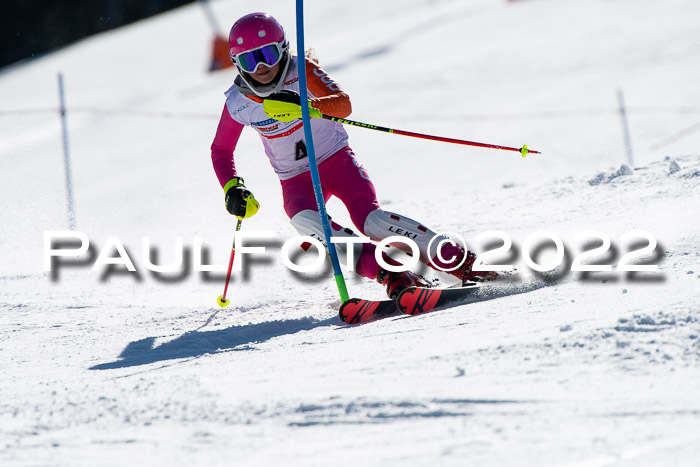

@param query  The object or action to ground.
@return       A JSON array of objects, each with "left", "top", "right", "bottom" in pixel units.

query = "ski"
[
  {"left": 397, "top": 278, "right": 556, "bottom": 315},
  {"left": 339, "top": 297, "right": 398, "bottom": 324},
  {"left": 340, "top": 277, "right": 554, "bottom": 324},
  {"left": 396, "top": 283, "right": 481, "bottom": 315},
  {"left": 339, "top": 283, "right": 482, "bottom": 324}
]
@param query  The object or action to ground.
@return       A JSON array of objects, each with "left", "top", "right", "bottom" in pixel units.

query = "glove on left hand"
[{"left": 263, "top": 90, "right": 321, "bottom": 122}]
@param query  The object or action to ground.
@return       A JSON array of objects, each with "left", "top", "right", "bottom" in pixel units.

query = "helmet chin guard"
[{"left": 236, "top": 52, "right": 291, "bottom": 97}]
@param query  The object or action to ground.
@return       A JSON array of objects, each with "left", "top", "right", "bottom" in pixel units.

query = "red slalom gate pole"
[
  {"left": 217, "top": 217, "right": 242, "bottom": 307},
  {"left": 319, "top": 114, "right": 540, "bottom": 157}
]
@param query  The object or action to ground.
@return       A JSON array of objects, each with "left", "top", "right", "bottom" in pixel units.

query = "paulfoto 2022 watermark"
[{"left": 43, "top": 229, "right": 662, "bottom": 281}]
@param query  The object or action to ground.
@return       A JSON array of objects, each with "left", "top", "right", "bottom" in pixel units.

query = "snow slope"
[{"left": 1, "top": 0, "right": 700, "bottom": 465}]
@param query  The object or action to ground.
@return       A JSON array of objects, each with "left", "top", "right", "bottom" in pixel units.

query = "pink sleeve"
[{"left": 211, "top": 104, "right": 245, "bottom": 188}]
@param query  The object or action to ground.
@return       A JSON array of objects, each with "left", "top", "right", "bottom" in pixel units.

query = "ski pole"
[
  {"left": 318, "top": 114, "right": 540, "bottom": 157},
  {"left": 217, "top": 217, "right": 243, "bottom": 307}
]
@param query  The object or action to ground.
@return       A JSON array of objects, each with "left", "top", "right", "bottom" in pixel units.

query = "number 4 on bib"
[{"left": 295, "top": 140, "right": 307, "bottom": 161}]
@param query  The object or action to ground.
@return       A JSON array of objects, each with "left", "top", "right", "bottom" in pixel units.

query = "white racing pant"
[{"left": 290, "top": 208, "right": 452, "bottom": 268}]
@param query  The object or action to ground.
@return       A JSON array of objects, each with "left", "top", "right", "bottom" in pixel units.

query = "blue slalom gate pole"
[{"left": 295, "top": 0, "right": 349, "bottom": 303}]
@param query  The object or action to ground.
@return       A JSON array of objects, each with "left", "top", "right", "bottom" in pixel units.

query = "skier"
[{"left": 211, "top": 12, "right": 495, "bottom": 299}]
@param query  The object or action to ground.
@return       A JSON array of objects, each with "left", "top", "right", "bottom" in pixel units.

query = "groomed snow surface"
[{"left": 1, "top": 0, "right": 700, "bottom": 465}]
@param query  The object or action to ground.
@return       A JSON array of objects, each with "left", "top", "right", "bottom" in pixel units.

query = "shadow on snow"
[{"left": 90, "top": 316, "right": 336, "bottom": 370}]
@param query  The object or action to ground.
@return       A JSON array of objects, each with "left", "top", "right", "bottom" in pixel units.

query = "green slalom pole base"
[{"left": 335, "top": 273, "right": 349, "bottom": 303}]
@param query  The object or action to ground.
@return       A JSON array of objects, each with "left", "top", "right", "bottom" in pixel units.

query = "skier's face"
[{"left": 250, "top": 62, "right": 280, "bottom": 84}]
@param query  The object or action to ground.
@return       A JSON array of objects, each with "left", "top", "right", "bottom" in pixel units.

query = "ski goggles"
[{"left": 232, "top": 42, "right": 285, "bottom": 73}]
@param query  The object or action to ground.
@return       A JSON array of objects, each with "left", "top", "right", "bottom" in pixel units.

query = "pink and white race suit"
[{"left": 211, "top": 56, "right": 456, "bottom": 279}]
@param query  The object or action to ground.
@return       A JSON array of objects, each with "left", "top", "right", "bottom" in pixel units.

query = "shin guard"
[
  {"left": 290, "top": 209, "right": 372, "bottom": 277},
  {"left": 363, "top": 210, "right": 450, "bottom": 263}
]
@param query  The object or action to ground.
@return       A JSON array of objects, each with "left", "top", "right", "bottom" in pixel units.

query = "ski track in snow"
[{"left": 2, "top": 0, "right": 700, "bottom": 465}]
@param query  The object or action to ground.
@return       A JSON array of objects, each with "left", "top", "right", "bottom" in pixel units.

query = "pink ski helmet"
[{"left": 229, "top": 13, "right": 291, "bottom": 97}]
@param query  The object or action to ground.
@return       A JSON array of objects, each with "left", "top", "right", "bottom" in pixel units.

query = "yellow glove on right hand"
[
  {"left": 224, "top": 177, "right": 259, "bottom": 219},
  {"left": 263, "top": 90, "right": 322, "bottom": 122}
]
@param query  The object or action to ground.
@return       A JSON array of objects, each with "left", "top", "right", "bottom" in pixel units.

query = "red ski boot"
[
  {"left": 376, "top": 268, "right": 429, "bottom": 299},
  {"left": 431, "top": 243, "right": 499, "bottom": 284}
]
